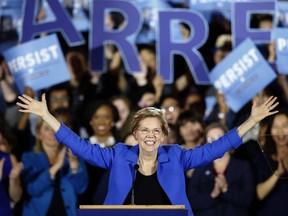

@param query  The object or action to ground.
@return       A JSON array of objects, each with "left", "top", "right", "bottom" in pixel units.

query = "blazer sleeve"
[
  {"left": 180, "top": 128, "right": 242, "bottom": 170},
  {"left": 55, "top": 124, "right": 121, "bottom": 169}
]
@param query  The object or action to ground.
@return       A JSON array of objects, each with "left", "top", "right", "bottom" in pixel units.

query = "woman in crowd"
[
  {"left": 80, "top": 100, "right": 119, "bottom": 205},
  {"left": 0, "top": 122, "right": 23, "bottom": 216},
  {"left": 0, "top": 151, "right": 23, "bottom": 216},
  {"left": 176, "top": 110, "right": 205, "bottom": 150},
  {"left": 186, "top": 122, "right": 255, "bottom": 216},
  {"left": 21, "top": 118, "right": 88, "bottom": 216},
  {"left": 175, "top": 110, "right": 205, "bottom": 178},
  {"left": 253, "top": 110, "right": 288, "bottom": 216},
  {"left": 86, "top": 100, "right": 119, "bottom": 148},
  {"left": 16, "top": 94, "right": 278, "bottom": 216},
  {"left": 159, "top": 94, "right": 182, "bottom": 126}
]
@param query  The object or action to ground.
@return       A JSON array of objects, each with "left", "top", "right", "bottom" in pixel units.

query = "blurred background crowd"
[{"left": 1, "top": 0, "right": 288, "bottom": 216}]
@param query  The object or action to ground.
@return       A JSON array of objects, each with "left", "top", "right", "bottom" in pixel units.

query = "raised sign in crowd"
[{"left": 0, "top": 1, "right": 287, "bottom": 216}]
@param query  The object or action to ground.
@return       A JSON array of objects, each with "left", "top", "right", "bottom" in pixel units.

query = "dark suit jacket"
[{"left": 186, "top": 157, "right": 254, "bottom": 216}]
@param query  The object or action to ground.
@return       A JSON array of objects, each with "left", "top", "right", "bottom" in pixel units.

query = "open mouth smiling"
[{"left": 145, "top": 140, "right": 156, "bottom": 146}]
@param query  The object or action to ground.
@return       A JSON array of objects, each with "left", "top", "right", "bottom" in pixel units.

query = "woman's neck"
[
  {"left": 94, "top": 132, "right": 112, "bottom": 143},
  {"left": 138, "top": 152, "right": 158, "bottom": 176},
  {"left": 43, "top": 145, "right": 59, "bottom": 164}
]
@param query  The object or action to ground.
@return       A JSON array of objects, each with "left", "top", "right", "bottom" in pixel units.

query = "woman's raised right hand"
[{"left": 17, "top": 93, "right": 49, "bottom": 118}]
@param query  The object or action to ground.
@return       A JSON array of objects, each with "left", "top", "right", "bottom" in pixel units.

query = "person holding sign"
[{"left": 16, "top": 94, "right": 278, "bottom": 215}]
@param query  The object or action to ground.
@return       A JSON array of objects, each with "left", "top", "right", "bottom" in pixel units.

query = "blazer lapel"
[
  {"left": 125, "top": 145, "right": 140, "bottom": 174},
  {"left": 157, "top": 146, "right": 170, "bottom": 164}
]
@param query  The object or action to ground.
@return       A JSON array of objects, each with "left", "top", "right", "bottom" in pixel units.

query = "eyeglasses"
[{"left": 138, "top": 128, "right": 162, "bottom": 136}]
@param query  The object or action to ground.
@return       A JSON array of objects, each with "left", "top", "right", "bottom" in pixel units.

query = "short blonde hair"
[
  {"left": 131, "top": 107, "right": 169, "bottom": 136},
  {"left": 33, "top": 118, "right": 63, "bottom": 153}
]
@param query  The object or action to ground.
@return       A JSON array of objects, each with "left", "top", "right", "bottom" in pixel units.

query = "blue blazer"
[
  {"left": 21, "top": 150, "right": 88, "bottom": 216},
  {"left": 55, "top": 124, "right": 242, "bottom": 216}
]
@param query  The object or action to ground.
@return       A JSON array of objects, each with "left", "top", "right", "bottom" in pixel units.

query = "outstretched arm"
[
  {"left": 16, "top": 94, "right": 61, "bottom": 132},
  {"left": 237, "top": 96, "right": 278, "bottom": 138}
]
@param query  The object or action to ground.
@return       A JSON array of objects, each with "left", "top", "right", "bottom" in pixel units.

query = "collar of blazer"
[{"left": 124, "top": 144, "right": 170, "bottom": 165}]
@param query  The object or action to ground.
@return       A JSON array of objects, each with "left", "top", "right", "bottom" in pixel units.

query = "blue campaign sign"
[
  {"left": 190, "top": 0, "right": 234, "bottom": 11},
  {"left": 3, "top": 34, "right": 70, "bottom": 93},
  {"left": 189, "top": 0, "right": 250, "bottom": 21},
  {"left": 135, "top": 0, "right": 183, "bottom": 44},
  {"left": 189, "top": 0, "right": 232, "bottom": 21},
  {"left": 275, "top": 1, "right": 288, "bottom": 27},
  {"left": 274, "top": 28, "right": 288, "bottom": 74},
  {"left": 39, "top": 0, "right": 91, "bottom": 32},
  {"left": 233, "top": 1, "right": 275, "bottom": 47},
  {"left": 0, "top": 0, "right": 24, "bottom": 52},
  {"left": 209, "top": 38, "right": 276, "bottom": 112}
]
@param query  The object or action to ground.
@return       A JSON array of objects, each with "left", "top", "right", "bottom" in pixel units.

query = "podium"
[{"left": 77, "top": 205, "right": 189, "bottom": 216}]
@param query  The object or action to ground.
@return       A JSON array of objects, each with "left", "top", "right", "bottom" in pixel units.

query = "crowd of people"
[{"left": 1, "top": 3, "right": 288, "bottom": 216}]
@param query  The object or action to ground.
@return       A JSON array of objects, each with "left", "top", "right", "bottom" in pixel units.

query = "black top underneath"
[
  {"left": 123, "top": 170, "right": 171, "bottom": 205},
  {"left": 46, "top": 172, "right": 67, "bottom": 216}
]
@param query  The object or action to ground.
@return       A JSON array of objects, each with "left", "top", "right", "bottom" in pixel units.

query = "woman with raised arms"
[{"left": 16, "top": 94, "right": 278, "bottom": 216}]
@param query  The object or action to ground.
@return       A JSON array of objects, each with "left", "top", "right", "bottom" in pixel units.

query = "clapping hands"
[
  {"left": 211, "top": 174, "right": 229, "bottom": 198},
  {"left": 275, "top": 144, "right": 288, "bottom": 177}
]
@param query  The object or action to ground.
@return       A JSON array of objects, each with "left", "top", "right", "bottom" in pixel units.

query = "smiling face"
[
  {"left": 90, "top": 105, "right": 114, "bottom": 137},
  {"left": 134, "top": 117, "right": 165, "bottom": 154},
  {"left": 271, "top": 114, "right": 288, "bottom": 147}
]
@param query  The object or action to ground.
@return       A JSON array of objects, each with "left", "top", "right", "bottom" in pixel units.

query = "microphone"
[{"left": 131, "top": 164, "right": 139, "bottom": 205}]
